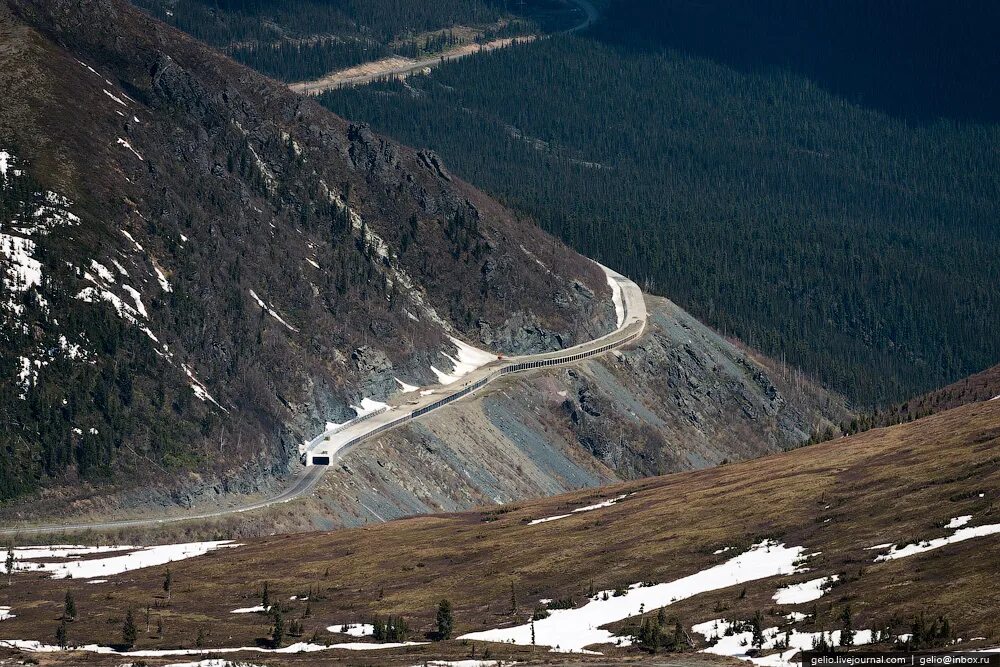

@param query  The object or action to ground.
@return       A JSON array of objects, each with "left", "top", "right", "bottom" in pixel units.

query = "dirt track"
[
  {"left": 289, "top": 35, "right": 536, "bottom": 94},
  {"left": 288, "top": 0, "right": 599, "bottom": 94}
]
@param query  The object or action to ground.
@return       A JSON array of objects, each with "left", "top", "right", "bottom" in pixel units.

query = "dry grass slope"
[{"left": 1, "top": 399, "right": 998, "bottom": 665}]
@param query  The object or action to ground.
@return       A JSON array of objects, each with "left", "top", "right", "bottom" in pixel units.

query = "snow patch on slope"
[
  {"left": 873, "top": 518, "right": 1000, "bottom": 562},
  {"left": 116, "top": 138, "right": 144, "bottom": 161},
  {"left": 694, "top": 618, "right": 879, "bottom": 667},
  {"left": 772, "top": 575, "right": 838, "bottom": 604},
  {"left": 328, "top": 623, "right": 375, "bottom": 637},
  {"left": 248, "top": 289, "right": 298, "bottom": 332},
  {"left": 396, "top": 377, "right": 419, "bottom": 393},
  {"left": 10, "top": 541, "right": 240, "bottom": 579},
  {"left": 351, "top": 397, "right": 388, "bottom": 417},
  {"left": 431, "top": 336, "right": 495, "bottom": 385},
  {"left": 607, "top": 271, "right": 624, "bottom": 327},
  {"left": 0, "top": 639, "right": 425, "bottom": 656},
  {"left": 528, "top": 494, "right": 630, "bottom": 525},
  {"left": 459, "top": 540, "right": 807, "bottom": 653}
]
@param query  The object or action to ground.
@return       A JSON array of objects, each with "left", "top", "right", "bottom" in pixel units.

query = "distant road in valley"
[
  {"left": 0, "top": 263, "right": 646, "bottom": 537},
  {"left": 289, "top": 0, "right": 600, "bottom": 95}
]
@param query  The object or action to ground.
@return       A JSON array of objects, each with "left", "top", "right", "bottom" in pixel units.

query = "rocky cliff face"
[
  {"left": 0, "top": 0, "right": 613, "bottom": 504},
  {"left": 172, "top": 294, "right": 849, "bottom": 536}
]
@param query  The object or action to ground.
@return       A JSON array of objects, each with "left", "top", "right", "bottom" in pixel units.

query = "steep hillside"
[
  {"left": 878, "top": 363, "right": 1000, "bottom": 426},
  {"left": 0, "top": 0, "right": 615, "bottom": 504},
  {"left": 128, "top": 0, "right": 580, "bottom": 82},
  {"left": 294, "top": 294, "right": 849, "bottom": 532},
  {"left": 0, "top": 294, "right": 849, "bottom": 528},
  {"left": 319, "top": 22, "right": 1000, "bottom": 407},
  {"left": 0, "top": 387, "right": 997, "bottom": 665}
]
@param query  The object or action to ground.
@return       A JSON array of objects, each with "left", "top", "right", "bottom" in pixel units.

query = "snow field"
[
  {"left": 10, "top": 541, "right": 240, "bottom": 579},
  {"left": 459, "top": 540, "right": 807, "bottom": 653}
]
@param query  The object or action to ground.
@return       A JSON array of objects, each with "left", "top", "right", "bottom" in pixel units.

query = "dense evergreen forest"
[
  {"left": 131, "top": 0, "right": 568, "bottom": 81},
  {"left": 595, "top": 0, "right": 1000, "bottom": 123},
  {"left": 319, "top": 31, "right": 1000, "bottom": 406}
]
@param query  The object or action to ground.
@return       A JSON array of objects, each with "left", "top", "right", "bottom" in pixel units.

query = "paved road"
[{"left": 0, "top": 263, "right": 645, "bottom": 536}]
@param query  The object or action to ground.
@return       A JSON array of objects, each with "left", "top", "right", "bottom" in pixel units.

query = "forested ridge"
[
  {"left": 319, "top": 34, "right": 1000, "bottom": 406},
  {"left": 594, "top": 0, "right": 1000, "bottom": 123},
  {"left": 130, "top": 0, "right": 565, "bottom": 81}
]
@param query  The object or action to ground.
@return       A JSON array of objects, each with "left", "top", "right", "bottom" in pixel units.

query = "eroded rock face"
[{"left": 295, "top": 295, "right": 853, "bottom": 531}]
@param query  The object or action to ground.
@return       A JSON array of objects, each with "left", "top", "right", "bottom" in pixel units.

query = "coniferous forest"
[
  {"left": 131, "top": 0, "right": 555, "bottom": 81},
  {"left": 318, "top": 1, "right": 1000, "bottom": 406}
]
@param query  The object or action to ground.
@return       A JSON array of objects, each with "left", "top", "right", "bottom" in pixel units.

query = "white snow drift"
[
  {"left": 328, "top": 623, "right": 375, "bottom": 637},
  {"left": 0, "top": 639, "right": 425, "bottom": 657},
  {"left": 874, "top": 517, "right": 1000, "bottom": 562},
  {"left": 11, "top": 541, "right": 240, "bottom": 579},
  {"left": 772, "top": 575, "right": 838, "bottom": 604},
  {"left": 694, "top": 618, "right": 878, "bottom": 667},
  {"left": 527, "top": 494, "right": 630, "bottom": 525},
  {"left": 431, "top": 336, "right": 495, "bottom": 385},
  {"left": 459, "top": 540, "right": 807, "bottom": 653}
]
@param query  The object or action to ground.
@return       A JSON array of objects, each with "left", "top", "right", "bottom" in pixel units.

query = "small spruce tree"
[
  {"left": 751, "top": 611, "right": 765, "bottom": 649},
  {"left": 64, "top": 591, "right": 77, "bottom": 620},
  {"left": 840, "top": 605, "right": 855, "bottom": 646},
  {"left": 271, "top": 608, "right": 285, "bottom": 648},
  {"left": 122, "top": 609, "right": 138, "bottom": 649},
  {"left": 56, "top": 618, "right": 68, "bottom": 648},
  {"left": 436, "top": 599, "right": 454, "bottom": 640},
  {"left": 162, "top": 568, "right": 172, "bottom": 603},
  {"left": 5, "top": 546, "right": 13, "bottom": 586}
]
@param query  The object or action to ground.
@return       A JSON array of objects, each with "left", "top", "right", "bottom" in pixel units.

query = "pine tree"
[
  {"left": 157, "top": 616, "right": 164, "bottom": 637},
  {"left": 5, "top": 546, "right": 13, "bottom": 586},
  {"left": 509, "top": 580, "right": 517, "bottom": 615},
  {"left": 840, "top": 605, "right": 855, "bottom": 646},
  {"left": 436, "top": 599, "right": 454, "bottom": 640},
  {"left": 122, "top": 609, "right": 138, "bottom": 649},
  {"left": 56, "top": 618, "right": 68, "bottom": 648},
  {"left": 674, "top": 620, "right": 686, "bottom": 648},
  {"left": 261, "top": 581, "right": 271, "bottom": 608},
  {"left": 751, "top": 611, "right": 765, "bottom": 649},
  {"left": 304, "top": 601, "right": 312, "bottom": 617},
  {"left": 64, "top": 591, "right": 76, "bottom": 620},
  {"left": 162, "top": 568, "right": 172, "bottom": 603},
  {"left": 271, "top": 608, "right": 285, "bottom": 648}
]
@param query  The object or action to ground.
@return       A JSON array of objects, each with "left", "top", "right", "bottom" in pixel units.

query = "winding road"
[{"left": 0, "top": 263, "right": 645, "bottom": 536}]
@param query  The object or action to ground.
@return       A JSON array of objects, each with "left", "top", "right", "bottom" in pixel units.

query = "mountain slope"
[
  {"left": 878, "top": 362, "right": 1000, "bottom": 426},
  {"left": 0, "top": 384, "right": 996, "bottom": 664},
  {"left": 0, "top": 0, "right": 614, "bottom": 503},
  {"left": 318, "top": 21, "right": 1000, "bottom": 407}
]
